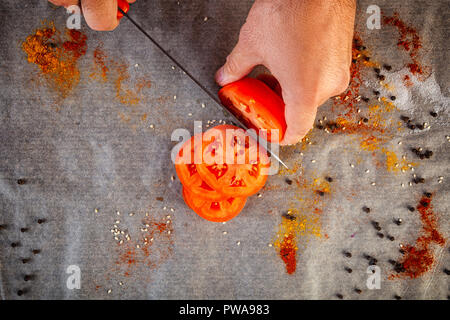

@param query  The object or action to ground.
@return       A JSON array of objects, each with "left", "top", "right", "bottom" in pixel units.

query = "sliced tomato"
[
  {"left": 182, "top": 187, "right": 247, "bottom": 222},
  {"left": 195, "top": 125, "right": 270, "bottom": 197},
  {"left": 175, "top": 134, "right": 227, "bottom": 201},
  {"left": 218, "top": 77, "right": 287, "bottom": 142}
]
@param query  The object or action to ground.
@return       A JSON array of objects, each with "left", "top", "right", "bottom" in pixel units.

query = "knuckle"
[{"left": 224, "top": 54, "right": 240, "bottom": 75}]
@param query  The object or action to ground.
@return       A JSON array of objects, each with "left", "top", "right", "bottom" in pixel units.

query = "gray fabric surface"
[{"left": 0, "top": 0, "right": 448, "bottom": 299}]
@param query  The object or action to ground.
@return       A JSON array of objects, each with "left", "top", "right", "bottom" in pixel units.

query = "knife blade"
[{"left": 118, "top": 7, "right": 288, "bottom": 169}]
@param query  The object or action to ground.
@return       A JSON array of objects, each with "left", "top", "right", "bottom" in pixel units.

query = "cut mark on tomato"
[
  {"left": 231, "top": 176, "right": 246, "bottom": 187},
  {"left": 187, "top": 164, "right": 197, "bottom": 176},
  {"left": 200, "top": 180, "right": 214, "bottom": 191},
  {"left": 207, "top": 164, "right": 228, "bottom": 179}
]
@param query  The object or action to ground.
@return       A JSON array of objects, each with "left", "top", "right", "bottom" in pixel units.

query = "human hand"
[
  {"left": 215, "top": 0, "right": 356, "bottom": 145},
  {"left": 48, "top": 0, "right": 136, "bottom": 31}
]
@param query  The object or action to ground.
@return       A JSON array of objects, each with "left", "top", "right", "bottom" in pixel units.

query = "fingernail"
[{"left": 215, "top": 67, "right": 227, "bottom": 86}]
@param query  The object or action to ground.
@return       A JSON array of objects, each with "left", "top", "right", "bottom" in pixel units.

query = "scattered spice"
[
  {"left": 383, "top": 13, "right": 431, "bottom": 81},
  {"left": 279, "top": 233, "right": 297, "bottom": 275},
  {"left": 391, "top": 194, "right": 446, "bottom": 279},
  {"left": 22, "top": 24, "right": 87, "bottom": 99}
]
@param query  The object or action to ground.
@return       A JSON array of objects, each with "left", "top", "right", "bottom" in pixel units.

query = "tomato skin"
[
  {"left": 219, "top": 77, "right": 287, "bottom": 143},
  {"left": 175, "top": 134, "right": 228, "bottom": 201},
  {"left": 182, "top": 187, "right": 247, "bottom": 222},
  {"left": 195, "top": 125, "right": 270, "bottom": 198}
]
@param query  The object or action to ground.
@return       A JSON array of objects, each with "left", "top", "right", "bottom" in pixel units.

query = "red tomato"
[
  {"left": 175, "top": 134, "right": 227, "bottom": 201},
  {"left": 182, "top": 187, "right": 247, "bottom": 222},
  {"left": 218, "top": 77, "right": 287, "bottom": 143},
  {"left": 195, "top": 125, "right": 270, "bottom": 197}
]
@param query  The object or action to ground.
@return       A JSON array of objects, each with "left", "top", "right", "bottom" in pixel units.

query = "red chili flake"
[
  {"left": 114, "top": 216, "right": 174, "bottom": 280},
  {"left": 279, "top": 234, "right": 297, "bottom": 275},
  {"left": 391, "top": 194, "right": 445, "bottom": 279},
  {"left": 62, "top": 29, "right": 87, "bottom": 59},
  {"left": 93, "top": 46, "right": 109, "bottom": 81},
  {"left": 383, "top": 13, "right": 431, "bottom": 82}
]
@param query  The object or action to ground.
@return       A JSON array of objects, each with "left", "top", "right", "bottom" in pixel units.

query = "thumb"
[
  {"left": 82, "top": 0, "right": 119, "bottom": 31},
  {"left": 279, "top": 87, "right": 318, "bottom": 146},
  {"left": 215, "top": 39, "right": 261, "bottom": 86}
]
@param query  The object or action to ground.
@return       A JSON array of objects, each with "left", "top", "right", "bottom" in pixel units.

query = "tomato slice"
[
  {"left": 182, "top": 187, "right": 247, "bottom": 222},
  {"left": 175, "top": 134, "right": 227, "bottom": 201},
  {"left": 218, "top": 77, "right": 287, "bottom": 142},
  {"left": 195, "top": 125, "right": 270, "bottom": 197}
]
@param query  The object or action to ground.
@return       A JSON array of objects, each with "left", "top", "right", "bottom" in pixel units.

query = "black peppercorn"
[
  {"left": 413, "top": 177, "right": 425, "bottom": 184},
  {"left": 336, "top": 293, "right": 344, "bottom": 299},
  {"left": 371, "top": 221, "right": 381, "bottom": 231},
  {"left": 343, "top": 251, "right": 352, "bottom": 258},
  {"left": 325, "top": 176, "right": 333, "bottom": 182},
  {"left": 393, "top": 261, "right": 406, "bottom": 273},
  {"left": 24, "top": 275, "right": 35, "bottom": 281},
  {"left": 383, "top": 64, "right": 392, "bottom": 71},
  {"left": 354, "top": 288, "right": 362, "bottom": 294},
  {"left": 345, "top": 267, "right": 353, "bottom": 273},
  {"left": 429, "top": 111, "right": 437, "bottom": 117},
  {"left": 285, "top": 178, "right": 293, "bottom": 185},
  {"left": 362, "top": 206, "right": 371, "bottom": 213},
  {"left": 390, "top": 96, "right": 396, "bottom": 101},
  {"left": 400, "top": 115, "right": 410, "bottom": 122},
  {"left": 17, "top": 178, "right": 27, "bottom": 185},
  {"left": 282, "top": 212, "right": 296, "bottom": 221}
]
